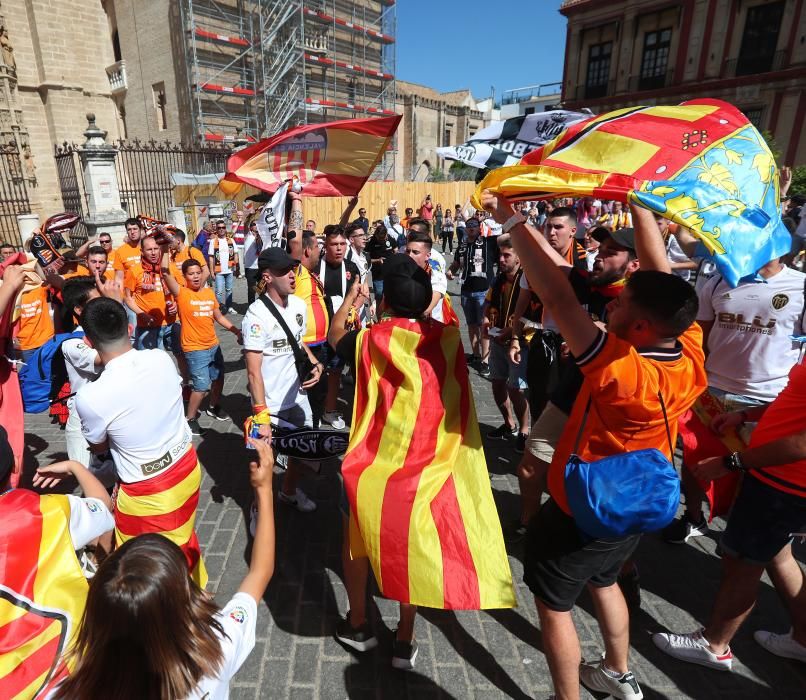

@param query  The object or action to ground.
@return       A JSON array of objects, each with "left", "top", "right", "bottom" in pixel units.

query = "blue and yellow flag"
[{"left": 474, "top": 99, "right": 791, "bottom": 286}]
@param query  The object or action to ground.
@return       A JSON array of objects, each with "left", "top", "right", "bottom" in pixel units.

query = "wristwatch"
[{"left": 723, "top": 452, "right": 746, "bottom": 472}]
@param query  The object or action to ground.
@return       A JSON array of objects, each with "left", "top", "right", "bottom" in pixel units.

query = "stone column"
[{"left": 78, "top": 114, "right": 129, "bottom": 245}]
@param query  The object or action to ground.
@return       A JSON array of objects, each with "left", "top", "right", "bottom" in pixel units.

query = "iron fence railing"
[{"left": 0, "top": 142, "right": 31, "bottom": 247}]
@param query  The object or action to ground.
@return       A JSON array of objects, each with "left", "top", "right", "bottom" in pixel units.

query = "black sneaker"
[
  {"left": 335, "top": 616, "right": 378, "bottom": 652},
  {"left": 503, "top": 518, "right": 528, "bottom": 544},
  {"left": 515, "top": 432, "right": 528, "bottom": 454},
  {"left": 205, "top": 405, "right": 229, "bottom": 422},
  {"left": 479, "top": 362, "right": 491, "bottom": 378},
  {"left": 465, "top": 353, "right": 479, "bottom": 367},
  {"left": 391, "top": 639, "right": 419, "bottom": 670},
  {"left": 187, "top": 418, "right": 204, "bottom": 436},
  {"left": 662, "top": 514, "right": 708, "bottom": 544},
  {"left": 618, "top": 564, "right": 641, "bottom": 611},
  {"left": 488, "top": 424, "right": 517, "bottom": 440}
]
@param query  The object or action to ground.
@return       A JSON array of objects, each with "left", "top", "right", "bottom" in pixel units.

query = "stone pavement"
[{"left": 23, "top": 270, "right": 806, "bottom": 700}]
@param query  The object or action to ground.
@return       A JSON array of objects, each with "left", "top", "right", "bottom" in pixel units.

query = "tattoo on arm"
[{"left": 289, "top": 209, "right": 303, "bottom": 233}]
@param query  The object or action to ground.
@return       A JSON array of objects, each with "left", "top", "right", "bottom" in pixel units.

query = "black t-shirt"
[
  {"left": 322, "top": 259, "right": 360, "bottom": 299},
  {"left": 456, "top": 236, "right": 494, "bottom": 293},
  {"left": 366, "top": 235, "right": 396, "bottom": 279},
  {"left": 336, "top": 329, "right": 360, "bottom": 368}
]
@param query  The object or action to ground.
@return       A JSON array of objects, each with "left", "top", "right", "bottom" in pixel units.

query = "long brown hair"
[{"left": 53, "top": 534, "right": 226, "bottom": 700}]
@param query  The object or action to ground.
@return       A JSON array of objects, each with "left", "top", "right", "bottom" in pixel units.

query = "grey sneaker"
[
  {"left": 278, "top": 488, "right": 317, "bottom": 513},
  {"left": 579, "top": 655, "right": 643, "bottom": 699}
]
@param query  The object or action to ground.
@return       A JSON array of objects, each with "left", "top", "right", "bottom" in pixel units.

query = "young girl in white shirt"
[{"left": 51, "top": 438, "right": 276, "bottom": 700}]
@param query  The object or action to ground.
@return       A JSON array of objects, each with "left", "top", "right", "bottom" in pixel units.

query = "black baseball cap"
[
  {"left": 257, "top": 248, "right": 297, "bottom": 271},
  {"left": 607, "top": 227, "right": 637, "bottom": 252},
  {"left": 382, "top": 255, "right": 432, "bottom": 318}
]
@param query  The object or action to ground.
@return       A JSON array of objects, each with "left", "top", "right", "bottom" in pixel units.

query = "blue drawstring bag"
[{"left": 564, "top": 392, "right": 680, "bottom": 539}]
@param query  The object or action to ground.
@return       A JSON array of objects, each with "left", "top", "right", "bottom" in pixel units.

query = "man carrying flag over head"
[
  {"left": 328, "top": 255, "right": 514, "bottom": 671},
  {"left": 75, "top": 297, "right": 207, "bottom": 587}
]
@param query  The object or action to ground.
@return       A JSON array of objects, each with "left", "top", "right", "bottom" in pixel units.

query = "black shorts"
[{"left": 523, "top": 498, "right": 641, "bottom": 612}]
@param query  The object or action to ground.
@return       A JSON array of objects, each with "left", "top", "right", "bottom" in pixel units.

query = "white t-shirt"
[
  {"left": 188, "top": 593, "right": 257, "bottom": 700},
  {"left": 208, "top": 238, "right": 232, "bottom": 273},
  {"left": 519, "top": 272, "right": 559, "bottom": 332},
  {"left": 62, "top": 326, "right": 101, "bottom": 393},
  {"left": 428, "top": 250, "right": 448, "bottom": 323},
  {"left": 698, "top": 266, "right": 806, "bottom": 400},
  {"left": 66, "top": 494, "right": 115, "bottom": 549},
  {"left": 242, "top": 295, "right": 308, "bottom": 413},
  {"left": 76, "top": 349, "right": 191, "bottom": 483},
  {"left": 667, "top": 235, "right": 693, "bottom": 281},
  {"left": 242, "top": 232, "right": 262, "bottom": 270}
]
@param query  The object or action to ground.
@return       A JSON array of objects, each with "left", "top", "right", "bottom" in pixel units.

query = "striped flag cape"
[
  {"left": 115, "top": 446, "right": 208, "bottom": 588},
  {"left": 0, "top": 491, "right": 87, "bottom": 699},
  {"left": 342, "top": 317, "right": 515, "bottom": 610},
  {"left": 473, "top": 99, "right": 791, "bottom": 286}
]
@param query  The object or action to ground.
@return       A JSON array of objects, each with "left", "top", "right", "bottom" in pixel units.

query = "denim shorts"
[
  {"left": 461, "top": 290, "right": 487, "bottom": 326},
  {"left": 721, "top": 474, "right": 806, "bottom": 565},
  {"left": 488, "top": 342, "right": 528, "bottom": 389},
  {"left": 185, "top": 345, "right": 224, "bottom": 392}
]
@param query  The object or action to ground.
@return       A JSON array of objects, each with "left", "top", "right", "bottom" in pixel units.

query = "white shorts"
[{"left": 271, "top": 395, "right": 313, "bottom": 430}]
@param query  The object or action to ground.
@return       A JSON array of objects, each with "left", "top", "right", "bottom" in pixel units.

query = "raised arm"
[
  {"left": 629, "top": 203, "right": 671, "bottom": 273},
  {"left": 287, "top": 190, "right": 304, "bottom": 235},
  {"left": 239, "top": 438, "right": 276, "bottom": 602},
  {"left": 483, "top": 190, "right": 598, "bottom": 358},
  {"left": 159, "top": 250, "right": 180, "bottom": 297},
  {"left": 339, "top": 196, "right": 359, "bottom": 228}
]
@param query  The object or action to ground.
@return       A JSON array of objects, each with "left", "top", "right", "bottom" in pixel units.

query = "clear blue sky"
[{"left": 395, "top": 1, "right": 567, "bottom": 100}]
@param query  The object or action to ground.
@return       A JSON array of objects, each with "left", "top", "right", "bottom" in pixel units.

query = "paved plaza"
[{"left": 23, "top": 270, "right": 806, "bottom": 699}]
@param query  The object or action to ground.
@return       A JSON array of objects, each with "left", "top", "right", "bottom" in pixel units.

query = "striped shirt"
[{"left": 294, "top": 265, "right": 329, "bottom": 345}]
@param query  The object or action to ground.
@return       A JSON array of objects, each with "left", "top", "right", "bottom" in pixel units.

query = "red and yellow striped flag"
[
  {"left": 0, "top": 491, "right": 88, "bottom": 699},
  {"left": 115, "top": 446, "right": 208, "bottom": 588},
  {"left": 342, "top": 318, "right": 514, "bottom": 610}
]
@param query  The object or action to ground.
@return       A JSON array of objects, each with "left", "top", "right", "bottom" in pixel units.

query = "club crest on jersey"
[
  {"left": 296, "top": 314, "right": 303, "bottom": 326},
  {"left": 771, "top": 294, "right": 790, "bottom": 310},
  {"left": 229, "top": 606, "right": 247, "bottom": 624}
]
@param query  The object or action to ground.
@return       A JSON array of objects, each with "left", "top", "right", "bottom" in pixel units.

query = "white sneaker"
[
  {"left": 249, "top": 501, "right": 258, "bottom": 538},
  {"left": 322, "top": 411, "right": 346, "bottom": 430},
  {"left": 278, "top": 488, "right": 317, "bottom": 513},
  {"left": 228, "top": 307, "right": 237, "bottom": 315},
  {"left": 579, "top": 655, "right": 643, "bottom": 699},
  {"left": 652, "top": 629, "right": 733, "bottom": 671},
  {"left": 754, "top": 629, "right": 806, "bottom": 662}
]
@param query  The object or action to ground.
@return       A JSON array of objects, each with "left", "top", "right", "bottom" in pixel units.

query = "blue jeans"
[
  {"left": 134, "top": 324, "right": 177, "bottom": 351},
  {"left": 215, "top": 272, "right": 233, "bottom": 310},
  {"left": 372, "top": 278, "right": 384, "bottom": 301}
]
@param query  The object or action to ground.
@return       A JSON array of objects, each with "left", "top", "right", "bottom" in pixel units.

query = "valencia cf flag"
[
  {"left": 474, "top": 99, "right": 791, "bottom": 286},
  {"left": 223, "top": 115, "right": 401, "bottom": 197},
  {"left": 341, "top": 318, "right": 515, "bottom": 610},
  {"left": 0, "top": 491, "right": 89, "bottom": 699}
]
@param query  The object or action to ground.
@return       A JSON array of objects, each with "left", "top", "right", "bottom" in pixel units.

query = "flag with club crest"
[
  {"left": 342, "top": 318, "right": 515, "bottom": 610},
  {"left": 473, "top": 99, "right": 791, "bottom": 286},
  {"left": 222, "top": 115, "right": 400, "bottom": 197}
]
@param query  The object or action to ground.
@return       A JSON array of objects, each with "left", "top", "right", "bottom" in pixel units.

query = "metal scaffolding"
[{"left": 180, "top": 0, "right": 397, "bottom": 178}]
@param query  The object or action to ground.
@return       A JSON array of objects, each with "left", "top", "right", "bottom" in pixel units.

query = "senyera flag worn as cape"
[
  {"left": 342, "top": 318, "right": 515, "bottom": 611},
  {"left": 473, "top": 99, "right": 791, "bottom": 287},
  {"left": 222, "top": 115, "right": 401, "bottom": 197}
]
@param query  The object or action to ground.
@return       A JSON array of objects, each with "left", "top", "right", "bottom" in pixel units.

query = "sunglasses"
[
  {"left": 271, "top": 262, "right": 299, "bottom": 275},
  {"left": 100, "top": 239, "right": 112, "bottom": 244}
]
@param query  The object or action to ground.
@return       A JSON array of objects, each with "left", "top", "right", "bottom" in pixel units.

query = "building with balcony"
[
  {"left": 499, "top": 83, "right": 563, "bottom": 119},
  {"left": 560, "top": 0, "right": 806, "bottom": 164}
]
